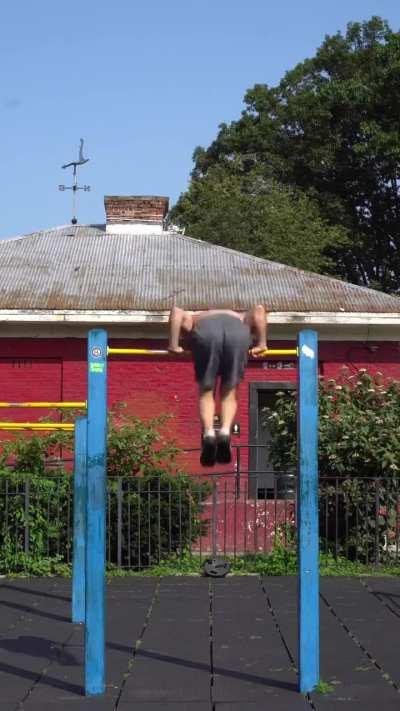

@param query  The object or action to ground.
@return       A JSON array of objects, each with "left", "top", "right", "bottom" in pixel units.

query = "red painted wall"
[
  {"left": 0, "top": 337, "right": 399, "bottom": 463},
  {"left": 1, "top": 336, "right": 399, "bottom": 552}
]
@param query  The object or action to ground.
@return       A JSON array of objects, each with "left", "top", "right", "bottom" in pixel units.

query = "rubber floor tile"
[
  {"left": 21, "top": 699, "right": 117, "bottom": 711},
  {"left": 118, "top": 703, "right": 211, "bottom": 710},
  {"left": 215, "top": 700, "right": 310, "bottom": 711}
]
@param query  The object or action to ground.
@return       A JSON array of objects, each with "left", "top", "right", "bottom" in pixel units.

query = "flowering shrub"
[
  {"left": 264, "top": 368, "right": 400, "bottom": 477},
  {"left": 263, "top": 369, "right": 400, "bottom": 562}
]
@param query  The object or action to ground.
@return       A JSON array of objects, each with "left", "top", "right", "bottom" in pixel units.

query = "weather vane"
[{"left": 59, "top": 139, "right": 91, "bottom": 225}]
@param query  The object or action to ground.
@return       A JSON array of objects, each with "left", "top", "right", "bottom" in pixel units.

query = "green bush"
[
  {"left": 107, "top": 471, "right": 210, "bottom": 568},
  {"left": 107, "top": 407, "right": 180, "bottom": 477},
  {"left": 106, "top": 409, "right": 211, "bottom": 566},
  {"left": 0, "top": 469, "right": 72, "bottom": 574},
  {"left": 263, "top": 370, "right": 400, "bottom": 561},
  {"left": 0, "top": 411, "right": 210, "bottom": 574},
  {"left": 264, "top": 369, "right": 400, "bottom": 476}
]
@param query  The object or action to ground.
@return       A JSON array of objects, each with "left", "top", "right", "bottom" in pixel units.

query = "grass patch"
[
  {"left": 319, "top": 552, "right": 400, "bottom": 576},
  {"left": 0, "top": 554, "right": 71, "bottom": 578},
  {"left": 103, "top": 549, "right": 400, "bottom": 578},
  {"left": 314, "top": 679, "right": 334, "bottom": 694},
  {"left": 2, "top": 548, "right": 400, "bottom": 578}
]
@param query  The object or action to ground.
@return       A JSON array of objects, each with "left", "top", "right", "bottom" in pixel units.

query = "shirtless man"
[{"left": 168, "top": 305, "right": 268, "bottom": 466}]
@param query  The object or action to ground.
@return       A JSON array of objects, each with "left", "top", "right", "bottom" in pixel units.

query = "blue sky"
[{"left": 1, "top": 0, "right": 400, "bottom": 238}]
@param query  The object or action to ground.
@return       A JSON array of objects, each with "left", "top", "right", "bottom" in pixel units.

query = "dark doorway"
[{"left": 249, "top": 382, "right": 296, "bottom": 498}]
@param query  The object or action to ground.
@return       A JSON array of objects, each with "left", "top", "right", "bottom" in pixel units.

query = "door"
[{"left": 249, "top": 382, "right": 296, "bottom": 498}]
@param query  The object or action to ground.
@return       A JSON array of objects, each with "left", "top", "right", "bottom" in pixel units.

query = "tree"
[
  {"left": 170, "top": 166, "right": 348, "bottom": 273},
  {"left": 173, "top": 17, "right": 400, "bottom": 292}
]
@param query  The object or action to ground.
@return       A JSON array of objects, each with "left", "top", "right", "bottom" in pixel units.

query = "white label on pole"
[{"left": 301, "top": 344, "right": 314, "bottom": 359}]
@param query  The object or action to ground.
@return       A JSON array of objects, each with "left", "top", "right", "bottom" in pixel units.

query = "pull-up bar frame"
[
  {"left": 0, "top": 335, "right": 319, "bottom": 694},
  {"left": 108, "top": 347, "right": 298, "bottom": 357},
  {"left": 83, "top": 329, "right": 319, "bottom": 697}
]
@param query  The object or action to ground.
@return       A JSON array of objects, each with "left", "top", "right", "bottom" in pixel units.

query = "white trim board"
[
  {"left": 0, "top": 310, "right": 399, "bottom": 326},
  {"left": 0, "top": 322, "right": 399, "bottom": 343}
]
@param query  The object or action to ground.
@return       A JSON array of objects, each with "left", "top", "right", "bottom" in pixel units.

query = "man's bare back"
[
  {"left": 168, "top": 305, "right": 268, "bottom": 355},
  {"left": 181, "top": 309, "right": 245, "bottom": 333}
]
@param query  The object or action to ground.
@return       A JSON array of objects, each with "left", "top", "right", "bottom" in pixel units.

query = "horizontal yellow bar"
[
  {"left": 0, "top": 422, "right": 74, "bottom": 431},
  {"left": 108, "top": 348, "right": 174, "bottom": 355},
  {"left": 108, "top": 348, "right": 298, "bottom": 357},
  {"left": 261, "top": 349, "right": 298, "bottom": 356},
  {"left": 0, "top": 402, "right": 86, "bottom": 408}
]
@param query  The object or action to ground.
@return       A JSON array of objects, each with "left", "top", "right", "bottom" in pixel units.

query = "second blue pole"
[
  {"left": 85, "top": 329, "right": 108, "bottom": 695},
  {"left": 297, "top": 329, "right": 319, "bottom": 693},
  {"left": 72, "top": 416, "right": 87, "bottom": 624}
]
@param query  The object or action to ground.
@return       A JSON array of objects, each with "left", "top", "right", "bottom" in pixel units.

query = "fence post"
[
  {"left": 117, "top": 477, "right": 123, "bottom": 568},
  {"left": 72, "top": 417, "right": 87, "bottom": 624},
  {"left": 374, "top": 478, "right": 380, "bottom": 567},
  {"left": 24, "top": 479, "right": 30, "bottom": 555},
  {"left": 236, "top": 446, "right": 241, "bottom": 498},
  {"left": 85, "top": 330, "right": 108, "bottom": 696},
  {"left": 211, "top": 478, "right": 217, "bottom": 557},
  {"left": 297, "top": 329, "right": 319, "bottom": 693}
]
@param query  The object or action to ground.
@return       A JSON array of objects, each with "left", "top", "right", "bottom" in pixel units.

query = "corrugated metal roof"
[{"left": 0, "top": 225, "right": 399, "bottom": 313}]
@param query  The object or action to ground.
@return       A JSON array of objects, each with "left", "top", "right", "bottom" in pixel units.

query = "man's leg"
[
  {"left": 220, "top": 385, "right": 238, "bottom": 434},
  {"left": 199, "top": 387, "right": 217, "bottom": 466},
  {"left": 217, "top": 316, "right": 250, "bottom": 464},
  {"left": 199, "top": 388, "right": 216, "bottom": 435},
  {"left": 215, "top": 385, "right": 238, "bottom": 464},
  {"left": 191, "top": 318, "right": 223, "bottom": 466}
]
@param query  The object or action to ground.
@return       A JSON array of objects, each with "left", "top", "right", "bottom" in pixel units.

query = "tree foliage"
[
  {"left": 171, "top": 166, "right": 348, "bottom": 272},
  {"left": 172, "top": 17, "right": 400, "bottom": 292},
  {"left": 107, "top": 407, "right": 180, "bottom": 478}
]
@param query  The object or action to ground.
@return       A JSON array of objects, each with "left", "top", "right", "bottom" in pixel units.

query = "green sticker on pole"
[
  {"left": 90, "top": 345, "right": 105, "bottom": 373},
  {"left": 90, "top": 363, "right": 105, "bottom": 373}
]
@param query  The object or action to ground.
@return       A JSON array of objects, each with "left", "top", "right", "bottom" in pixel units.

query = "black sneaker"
[
  {"left": 216, "top": 433, "right": 232, "bottom": 464},
  {"left": 200, "top": 435, "right": 217, "bottom": 467}
]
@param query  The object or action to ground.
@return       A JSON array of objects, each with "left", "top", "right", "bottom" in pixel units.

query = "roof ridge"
[{"left": 0, "top": 225, "right": 78, "bottom": 245}]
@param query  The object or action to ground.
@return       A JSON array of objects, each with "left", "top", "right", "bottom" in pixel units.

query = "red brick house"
[{"left": 1, "top": 195, "right": 400, "bottom": 519}]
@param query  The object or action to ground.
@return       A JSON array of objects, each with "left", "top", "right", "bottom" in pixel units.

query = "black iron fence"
[
  {"left": 177, "top": 443, "right": 296, "bottom": 500},
  {"left": 0, "top": 468, "right": 399, "bottom": 571},
  {"left": 319, "top": 475, "right": 400, "bottom": 566}
]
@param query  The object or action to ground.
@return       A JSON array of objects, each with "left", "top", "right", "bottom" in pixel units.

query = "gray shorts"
[{"left": 191, "top": 315, "right": 251, "bottom": 391}]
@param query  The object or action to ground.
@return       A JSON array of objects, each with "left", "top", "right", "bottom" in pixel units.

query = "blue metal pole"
[
  {"left": 72, "top": 416, "right": 87, "bottom": 624},
  {"left": 297, "top": 329, "right": 319, "bottom": 693},
  {"left": 85, "top": 330, "right": 108, "bottom": 696}
]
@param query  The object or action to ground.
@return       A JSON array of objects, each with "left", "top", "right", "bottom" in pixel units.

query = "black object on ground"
[{"left": 203, "top": 557, "right": 230, "bottom": 577}]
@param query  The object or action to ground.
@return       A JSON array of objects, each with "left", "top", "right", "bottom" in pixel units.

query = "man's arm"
[
  {"left": 168, "top": 306, "right": 187, "bottom": 352},
  {"left": 246, "top": 304, "right": 268, "bottom": 354}
]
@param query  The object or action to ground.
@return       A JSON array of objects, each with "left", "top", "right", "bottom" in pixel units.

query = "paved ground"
[{"left": 0, "top": 576, "right": 399, "bottom": 709}]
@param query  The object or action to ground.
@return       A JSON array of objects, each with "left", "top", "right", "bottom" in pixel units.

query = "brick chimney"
[{"left": 104, "top": 195, "right": 169, "bottom": 234}]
